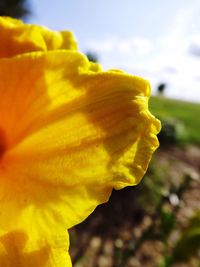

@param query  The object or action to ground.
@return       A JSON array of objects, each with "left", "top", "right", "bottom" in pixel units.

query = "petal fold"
[
  {"left": 0, "top": 17, "right": 77, "bottom": 58},
  {"left": 0, "top": 230, "right": 71, "bottom": 267},
  {"left": 0, "top": 50, "right": 160, "bottom": 237}
]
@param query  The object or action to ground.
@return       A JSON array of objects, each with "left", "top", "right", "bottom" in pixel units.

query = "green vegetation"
[
  {"left": 150, "top": 96, "right": 200, "bottom": 144},
  {"left": 171, "top": 211, "right": 200, "bottom": 263}
]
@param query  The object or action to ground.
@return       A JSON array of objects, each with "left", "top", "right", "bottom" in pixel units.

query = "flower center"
[{"left": 0, "top": 128, "right": 6, "bottom": 158}]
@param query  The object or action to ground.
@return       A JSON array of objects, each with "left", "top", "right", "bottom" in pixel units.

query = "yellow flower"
[{"left": 0, "top": 17, "right": 161, "bottom": 267}]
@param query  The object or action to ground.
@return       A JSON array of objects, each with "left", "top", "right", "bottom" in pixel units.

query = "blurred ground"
[{"left": 69, "top": 145, "right": 200, "bottom": 267}]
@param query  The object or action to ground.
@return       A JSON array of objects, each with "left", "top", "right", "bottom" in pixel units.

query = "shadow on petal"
[
  {"left": 71, "top": 72, "right": 161, "bottom": 188},
  {"left": 0, "top": 230, "right": 50, "bottom": 267},
  {"left": 0, "top": 51, "right": 160, "bottom": 233}
]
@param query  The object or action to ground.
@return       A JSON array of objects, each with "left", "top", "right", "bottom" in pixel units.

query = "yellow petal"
[
  {"left": 0, "top": 50, "right": 160, "bottom": 241},
  {"left": 0, "top": 17, "right": 77, "bottom": 58},
  {"left": 0, "top": 230, "right": 71, "bottom": 267}
]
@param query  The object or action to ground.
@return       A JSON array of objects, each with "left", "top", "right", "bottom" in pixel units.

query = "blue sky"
[{"left": 29, "top": 0, "right": 200, "bottom": 102}]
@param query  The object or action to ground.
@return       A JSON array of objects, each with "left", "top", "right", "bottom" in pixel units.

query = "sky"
[{"left": 28, "top": 0, "right": 200, "bottom": 102}]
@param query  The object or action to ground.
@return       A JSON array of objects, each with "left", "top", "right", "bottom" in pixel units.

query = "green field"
[{"left": 149, "top": 96, "right": 200, "bottom": 144}]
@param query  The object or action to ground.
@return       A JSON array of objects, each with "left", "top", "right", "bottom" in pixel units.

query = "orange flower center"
[{"left": 0, "top": 128, "right": 6, "bottom": 158}]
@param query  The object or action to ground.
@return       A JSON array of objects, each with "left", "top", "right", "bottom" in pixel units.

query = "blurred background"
[{"left": 1, "top": 0, "right": 200, "bottom": 266}]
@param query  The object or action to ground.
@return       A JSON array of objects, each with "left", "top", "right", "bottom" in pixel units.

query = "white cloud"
[
  {"left": 118, "top": 41, "right": 132, "bottom": 53},
  {"left": 83, "top": 4, "right": 200, "bottom": 102},
  {"left": 130, "top": 37, "right": 153, "bottom": 55},
  {"left": 118, "top": 37, "right": 153, "bottom": 55},
  {"left": 86, "top": 36, "right": 153, "bottom": 56},
  {"left": 87, "top": 39, "right": 115, "bottom": 53}
]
